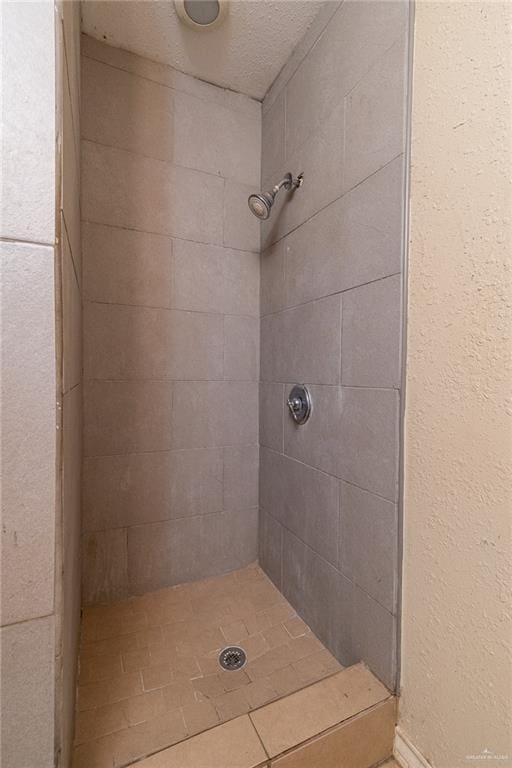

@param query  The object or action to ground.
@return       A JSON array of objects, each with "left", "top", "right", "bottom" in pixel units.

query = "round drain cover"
[{"left": 219, "top": 646, "right": 247, "bottom": 671}]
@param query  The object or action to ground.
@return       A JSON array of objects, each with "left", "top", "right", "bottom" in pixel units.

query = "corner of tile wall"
[
  {"left": 258, "top": 0, "right": 409, "bottom": 691},
  {"left": 80, "top": 37, "right": 262, "bottom": 600}
]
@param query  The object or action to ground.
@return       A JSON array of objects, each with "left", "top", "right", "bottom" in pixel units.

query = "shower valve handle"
[{"left": 287, "top": 397, "right": 302, "bottom": 414}]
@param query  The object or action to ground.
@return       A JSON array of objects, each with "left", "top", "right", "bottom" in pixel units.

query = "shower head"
[
  {"left": 248, "top": 191, "right": 275, "bottom": 220},
  {"left": 248, "top": 172, "right": 303, "bottom": 220}
]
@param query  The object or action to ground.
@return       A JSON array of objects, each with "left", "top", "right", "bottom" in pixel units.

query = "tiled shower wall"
[
  {"left": 80, "top": 36, "right": 261, "bottom": 602},
  {"left": 58, "top": 3, "right": 82, "bottom": 765},
  {"left": 258, "top": 0, "right": 409, "bottom": 689}
]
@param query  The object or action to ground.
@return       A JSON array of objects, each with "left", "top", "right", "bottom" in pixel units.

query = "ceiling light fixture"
[{"left": 174, "top": 0, "right": 228, "bottom": 30}]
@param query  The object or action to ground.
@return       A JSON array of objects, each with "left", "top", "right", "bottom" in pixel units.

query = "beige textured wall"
[
  {"left": 80, "top": 36, "right": 261, "bottom": 602},
  {"left": 400, "top": 2, "right": 512, "bottom": 766},
  {"left": 1, "top": 3, "right": 57, "bottom": 766},
  {"left": 1, "top": 3, "right": 82, "bottom": 766}
]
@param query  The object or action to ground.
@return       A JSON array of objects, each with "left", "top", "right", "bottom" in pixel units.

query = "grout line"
[
  {"left": 62, "top": 380, "right": 81, "bottom": 398},
  {"left": 61, "top": 214, "right": 81, "bottom": 291},
  {"left": 83, "top": 377, "right": 259, "bottom": 384},
  {"left": 81, "top": 217, "right": 260, "bottom": 257},
  {"left": 81, "top": 44, "right": 263, "bottom": 110},
  {"left": 84, "top": 298, "right": 258, "bottom": 320},
  {"left": 260, "top": 379, "right": 400, "bottom": 392},
  {"left": 259, "top": 697, "right": 395, "bottom": 765},
  {"left": 84, "top": 441, "right": 259, "bottom": 460},
  {"left": 81, "top": 136, "right": 259, "bottom": 189},
  {"left": 83, "top": 444, "right": 257, "bottom": 460},
  {"left": 62, "top": 17, "right": 81, "bottom": 168},
  {"left": 260, "top": 445, "right": 399, "bottom": 504},
  {"left": 81, "top": 508, "right": 234, "bottom": 536},
  {"left": 260, "top": 272, "right": 403, "bottom": 319},
  {"left": 260, "top": 381, "right": 400, "bottom": 392},
  {"left": 263, "top": 507, "right": 397, "bottom": 617},
  {"left": 248, "top": 711, "right": 271, "bottom": 761},
  {"left": 261, "top": 152, "right": 404, "bottom": 254}
]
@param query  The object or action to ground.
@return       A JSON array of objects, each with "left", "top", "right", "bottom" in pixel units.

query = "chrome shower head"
[
  {"left": 248, "top": 191, "right": 275, "bottom": 220},
  {"left": 248, "top": 172, "right": 303, "bottom": 220}
]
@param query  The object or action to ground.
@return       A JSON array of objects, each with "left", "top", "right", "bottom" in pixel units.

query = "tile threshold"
[
  {"left": 125, "top": 663, "right": 394, "bottom": 768},
  {"left": 120, "top": 667, "right": 345, "bottom": 768}
]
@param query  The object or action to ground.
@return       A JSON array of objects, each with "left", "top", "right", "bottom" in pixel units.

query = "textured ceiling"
[{"left": 81, "top": 0, "right": 329, "bottom": 100}]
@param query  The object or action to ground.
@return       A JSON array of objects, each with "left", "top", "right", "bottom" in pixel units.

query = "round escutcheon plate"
[{"left": 287, "top": 384, "right": 312, "bottom": 425}]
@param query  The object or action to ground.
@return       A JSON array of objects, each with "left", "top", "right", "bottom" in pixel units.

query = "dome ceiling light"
[{"left": 174, "top": 0, "right": 228, "bottom": 30}]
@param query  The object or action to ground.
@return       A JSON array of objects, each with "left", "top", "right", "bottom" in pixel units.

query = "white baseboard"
[{"left": 394, "top": 727, "right": 432, "bottom": 768}]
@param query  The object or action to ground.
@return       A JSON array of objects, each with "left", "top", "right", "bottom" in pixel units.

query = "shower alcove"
[{"left": 76, "top": 2, "right": 409, "bottom": 765}]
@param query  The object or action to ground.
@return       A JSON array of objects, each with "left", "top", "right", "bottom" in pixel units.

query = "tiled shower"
[
  {"left": 81, "top": 0, "right": 408, "bottom": 692},
  {"left": 74, "top": 1, "right": 409, "bottom": 764},
  {"left": 3, "top": 2, "right": 508, "bottom": 767}
]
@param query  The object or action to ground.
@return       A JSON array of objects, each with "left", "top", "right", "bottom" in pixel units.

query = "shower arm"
[{"left": 272, "top": 172, "right": 304, "bottom": 195}]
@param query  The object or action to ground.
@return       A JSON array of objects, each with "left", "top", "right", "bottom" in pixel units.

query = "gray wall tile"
[
  {"left": 284, "top": 384, "right": 343, "bottom": 476},
  {"left": 170, "top": 381, "right": 258, "bottom": 449},
  {"left": 260, "top": 240, "right": 286, "bottom": 316},
  {"left": 221, "top": 249, "right": 260, "bottom": 316},
  {"left": 170, "top": 381, "right": 225, "bottom": 449},
  {"left": 342, "top": 274, "right": 402, "bottom": 388},
  {"left": 261, "top": 101, "right": 345, "bottom": 249},
  {"left": 223, "top": 180, "right": 261, "bottom": 252},
  {"left": 259, "top": 0, "right": 407, "bottom": 691},
  {"left": 62, "top": 235, "right": 82, "bottom": 393},
  {"left": 61, "top": 383, "right": 82, "bottom": 761},
  {"left": 281, "top": 530, "right": 355, "bottom": 666},
  {"left": 261, "top": 90, "right": 285, "bottom": 185},
  {"left": 284, "top": 0, "right": 408, "bottom": 160},
  {"left": 83, "top": 380, "right": 173, "bottom": 456},
  {"left": 62, "top": 83, "right": 81, "bottom": 279},
  {"left": 338, "top": 388, "right": 400, "bottom": 501},
  {"left": 340, "top": 482, "right": 398, "bottom": 613},
  {"left": 81, "top": 55, "right": 175, "bottom": 161},
  {"left": 282, "top": 157, "right": 404, "bottom": 306},
  {"left": 81, "top": 140, "right": 224, "bottom": 244},
  {"left": 221, "top": 382, "right": 259, "bottom": 446},
  {"left": 259, "top": 382, "right": 285, "bottom": 451},
  {"left": 83, "top": 302, "right": 224, "bottom": 381},
  {"left": 260, "top": 448, "right": 339, "bottom": 566},
  {"left": 261, "top": 295, "right": 342, "bottom": 384},
  {"left": 263, "top": 1, "right": 342, "bottom": 117},
  {"left": 174, "top": 89, "right": 260, "bottom": 185},
  {"left": 83, "top": 448, "right": 223, "bottom": 530},
  {"left": 171, "top": 240, "right": 259, "bottom": 316},
  {"left": 224, "top": 315, "right": 259, "bottom": 381},
  {"left": 82, "top": 222, "right": 173, "bottom": 308},
  {"left": 344, "top": 40, "right": 407, "bottom": 191},
  {"left": 258, "top": 509, "right": 283, "bottom": 590},
  {"left": 351, "top": 585, "right": 397, "bottom": 689},
  {"left": 81, "top": 528, "right": 128, "bottom": 604},
  {"left": 224, "top": 445, "right": 259, "bottom": 512},
  {"left": 81, "top": 43, "right": 262, "bottom": 601},
  {"left": 171, "top": 239, "right": 224, "bottom": 313},
  {"left": 127, "top": 508, "right": 258, "bottom": 593}
]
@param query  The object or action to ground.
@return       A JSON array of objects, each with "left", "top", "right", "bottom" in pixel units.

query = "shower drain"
[{"left": 218, "top": 646, "right": 247, "bottom": 671}]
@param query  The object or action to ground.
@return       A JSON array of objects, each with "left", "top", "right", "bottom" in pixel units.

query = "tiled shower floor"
[{"left": 73, "top": 564, "right": 343, "bottom": 768}]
